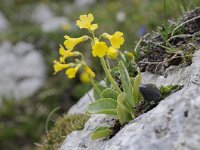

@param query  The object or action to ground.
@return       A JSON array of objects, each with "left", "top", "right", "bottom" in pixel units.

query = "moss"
[{"left": 36, "top": 114, "right": 90, "bottom": 150}]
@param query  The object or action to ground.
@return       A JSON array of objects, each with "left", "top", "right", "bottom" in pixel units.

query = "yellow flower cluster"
[
  {"left": 53, "top": 16, "right": 95, "bottom": 82},
  {"left": 53, "top": 13, "right": 125, "bottom": 83}
]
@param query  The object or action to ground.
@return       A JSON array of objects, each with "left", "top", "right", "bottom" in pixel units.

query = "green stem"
[
  {"left": 91, "top": 78, "right": 102, "bottom": 96},
  {"left": 164, "top": 0, "right": 168, "bottom": 40},
  {"left": 100, "top": 57, "right": 122, "bottom": 93}
]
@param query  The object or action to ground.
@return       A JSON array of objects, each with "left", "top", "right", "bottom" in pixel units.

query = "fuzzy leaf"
[
  {"left": 91, "top": 127, "right": 111, "bottom": 140},
  {"left": 93, "top": 84, "right": 106, "bottom": 100},
  {"left": 119, "top": 61, "right": 134, "bottom": 107},
  {"left": 101, "top": 88, "right": 118, "bottom": 100},
  {"left": 117, "top": 93, "right": 133, "bottom": 125},
  {"left": 87, "top": 98, "right": 117, "bottom": 116}
]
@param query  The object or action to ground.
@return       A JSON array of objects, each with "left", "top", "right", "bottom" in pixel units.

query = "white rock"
[
  {"left": 0, "top": 41, "right": 46, "bottom": 100},
  {"left": 31, "top": 4, "right": 54, "bottom": 24},
  {"left": 74, "top": 0, "right": 96, "bottom": 9},
  {"left": 116, "top": 11, "right": 126, "bottom": 23},
  {"left": 0, "top": 11, "right": 9, "bottom": 32},
  {"left": 68, "top": 89, "right": 94, "bottom": 114},
  {"left": 60, "top": 48, "right": 200, "bottom": 150},
  {"left": 41, "top": 17, "right": 72, "bottom": 33}
]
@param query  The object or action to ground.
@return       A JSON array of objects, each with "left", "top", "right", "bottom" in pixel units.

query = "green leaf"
[
  {"left": 93, "top": 84, "right": 106, "bottom": 100},
  {"left": 87, "top": 98, "right": 117, "bottom": 116},
  {"left": 132, "top": 68, "right": 142, "bottom": 104},
  {"left": 101, "top": 88, "right": 119, "bottom": 100},
  {"left": 91, "top": 127, "right": 111, "bottom": 140},
  {"left": 160, "top": 85, "right": 183, "bottom": 99},
  {"left": 119, "top": 61, "right": 134, "bottom": 107},
  {"left": 117, "top": 93, "right": 133, "bottom": 125}
]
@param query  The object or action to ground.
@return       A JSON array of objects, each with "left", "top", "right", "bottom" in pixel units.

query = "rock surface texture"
[
  {"left": 60, "top": 48, "right": 200, "bottom": 150},
  {"left": 0, "top": 41, "right": 45, "bottom": 100}
]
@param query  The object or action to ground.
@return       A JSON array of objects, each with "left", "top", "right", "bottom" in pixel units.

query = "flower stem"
[
  {"left": 100, "top": 57, "right": 122, "bottom": 93},
  {"left": 91, "top": 78, "right": 102, "bottom": 97}
]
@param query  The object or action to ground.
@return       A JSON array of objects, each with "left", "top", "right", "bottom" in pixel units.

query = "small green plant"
[
  {"left": 88, "top": 63, "right": 142, "bottom": 139},
  {"left": 53, "top": 13, "right": 184, "bottom": 140},
  {"left": 53, "top": 13, "right": 142, "bottom": 139},
  {"left": 36, "top": 114, "right": 90, "bottom": 150}
]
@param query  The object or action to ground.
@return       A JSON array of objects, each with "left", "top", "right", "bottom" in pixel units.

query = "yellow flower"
[
  {"left": 85, "top": 66, "right": 95, "bottom": 78},
  {"left": 76, "top": 13, "right": 98, "bottom": 31},
  {"left": 80, "top": 72, "right": 91, "bottom": 83},
  {"left": 65, "top": 65, "right": 81, "bottom": 79},
  {"left": 125, "top": 51, "right": 134, "bottom": 58},
  {"left": 103, "top": 31, "right": 124, "bottom": 49},
  {"left": 80, "top": 66, "right": 95, "bottom": 83},
  {"left": 92, "top": 38, "right": 108, "bottom": 58},
  {"left": 64, "top": 35, "right": 88, "bottom": 50},
  {"left": 59, "top": 45, "right": 74, "bottom": 63},
  {"left": 53, "top": 60, "right": 69, "bottom": 74},
  {"left": 106, "top": 47, "right": 119, "bottom": 59}
]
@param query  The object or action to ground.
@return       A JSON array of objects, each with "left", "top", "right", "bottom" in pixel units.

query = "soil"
[
  {"left": 137, "top": 8, "right": 200, "bottom": 74},
  {"left": 109, "top": 120, "right": 121, "bottom": 139}
]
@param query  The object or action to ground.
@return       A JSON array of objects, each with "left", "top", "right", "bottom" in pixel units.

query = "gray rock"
[
  {"left": 0, "top": 11, "right": 9, "bottom": 32},
  {"left": 61, "top": 115, "right": 115, "bottom": 150},
  {"left": 0, "top": 41, "right": 46, "bottom": 100},
  {"left": 60, "top": 49, "right": 200, "bottom": 150},
  {"left": 41, "top": 17, "right": 72, "bottom": 33},
  {"left": 68, "top": 89, "right": 94, "bottom": 115},
  {"left": 31, "top": 4, "right": 54, "bottom": 24},
  {"left": 74, "top": 0, "right": 96, "bottom": 9}
]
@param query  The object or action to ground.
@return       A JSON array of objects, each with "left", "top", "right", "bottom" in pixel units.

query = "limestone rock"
[
  {"left": 60, "top": 49, "right": 200, "bottom": 150},
  {"left": 0, "top": 41, "right": 46, "bottom": 100},
  {"left": 68, "top": 89, "right": 94, "bottom": 115}
]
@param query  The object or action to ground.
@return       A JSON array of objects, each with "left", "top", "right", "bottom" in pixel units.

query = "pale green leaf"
[
  {"left": 87, "top": 98, "right": 117, "bottom": 116},
  {"left": 101, "top": 88, "right": 118, "bottom": 100},
  {"left": 118, "top": 61, "right": 134, "bottom": 107},
  {"left": 132, "top": 68, "right": 142, "bottom": 104},
  {"left": 117, "top": 93, "right": 133, "bottom": 125},
  {"left": 93, "top": 84, "right": 106, "bottom": 100},
  {"left": 91, "top": 127, "right": 111, "bottom": 140}
]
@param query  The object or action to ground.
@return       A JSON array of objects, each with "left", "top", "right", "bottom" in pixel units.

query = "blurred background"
[{"left": 0, "top": 0, "right": 199, "bottom": 149}]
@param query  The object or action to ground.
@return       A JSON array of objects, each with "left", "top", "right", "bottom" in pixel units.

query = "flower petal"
[
  {"left": 90, "top": 24, "right": 98, "bottom": 31},
  {"left": 88, "top": 13, "right": 94, "bottom": 22}
]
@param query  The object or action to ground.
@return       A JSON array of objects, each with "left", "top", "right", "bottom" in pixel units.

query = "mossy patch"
[{"left": 36, "top": 114, "right": 90, "bottom": 150}]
